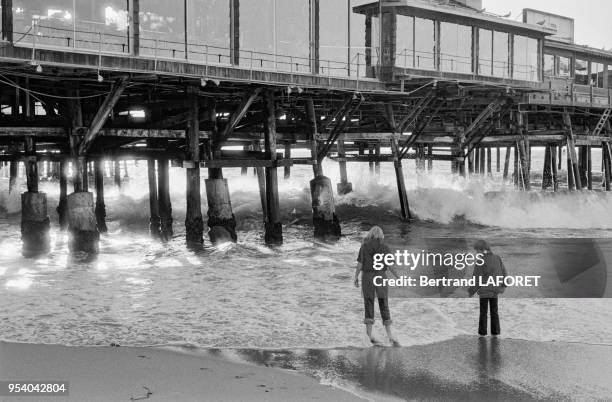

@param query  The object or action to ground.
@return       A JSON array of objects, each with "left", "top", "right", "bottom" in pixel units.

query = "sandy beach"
[
  {"left": 0, "top": 342, "right": 363, "bottom": 402},
  {"left": 3, "top": 336, "right": 612, "bottom": 401}
]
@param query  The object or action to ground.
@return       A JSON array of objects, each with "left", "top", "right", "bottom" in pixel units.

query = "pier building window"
[
  {"left": 395, "top": 15, "right": 415, "bottom": 68},
  {"left": 558, "top": 56, "right": 571, "bottom": 77},
  {"left": 240, "top": 0, "right": 275, "bottom": 69},
  {"left": 513, "top": 35, "right": 539, "bottom": 81},
  {"left": 591, "top": 62, "right": 604, "bottom": 88},
  {"left": 414, "top": 17, "right": 435, "bottom": 70},
  {"left": 74, "top": 0, "right": 129, "bottom": 53},
  {"left": 575, "top": 59, "right": 589, "bottom": 85},
  {"left": 350, "top": 0, "right": 369, "bottom": 77},
  {"left": 492, "top": 31, "right": 509, "bottom": 78},
  {"left": 478, "top": 29, "right": 493, "bottom": 76},
  {"left": 186, "top": 0, "right": 231, "bottom": 64},
  {"left": 275, "top": 0, "right": 310, "bottom": 73},
  {"left": 543, "top": 54, "right": 555, "bottom": 77},
  {"left": 13, "top": 0, "right": 75, "bottom": 48},
  {"left": 320, "top": 0, "right": 348, "bottom": 76},
  {"left": 439, "top": 22, "right": 472, "bottom": 74},
  {"left": 139, "top": 1, "right": 185, "bottom": 59}
]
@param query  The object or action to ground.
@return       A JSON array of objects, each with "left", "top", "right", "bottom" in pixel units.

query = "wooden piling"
[
  {"left": 587, "top": 145, "right": 592, "bottom": 190},
  {"left": 427, "top": 144, "right": 433, "bottom": 171},
  {"left": 114, "top": 160, "right": 121, "bottom": 187},
  {"left": 157, "top": 158, "right": 173, "bottom": 241},
  {"left": 542, "top": 145, "right": 552, "bottom": 190},
  {"left": 241, "top": 145, "right": 249, "bottom": 176},
  {"left": 205, "top": 178, "right": 237, "bottom": 243},
  {"left": 185, "top": 89, "right": 204, "bottom": 245},
  {"left": 474, "top": 146, "right": 480, "bottom": 174},
  {"left": 254, "top": 141, "right": 268, "bottom": 222},
  {"left": 58, "top": 160, "right": 68, "bottom": 229},
  {"left": 375, "top": 143, "right": 381, "bottom": 175},
  {"left": 305, "top": 98, "right": 322, "bottom": 177},
  {"left": 284, "top": 142, "right": 291, "bottom": 179},
  {"left": 94, "top": 159, "right": 107, "bottom": 233},
  {"left": 603, "top": 143, "right": 611, "bottom": 191},
  {"left": 147, "top": 159, "right": 161, "bottom": 238},
  {"left": 263, "top": 90, "right": 283, "bottom": 244},
  {"left": 496, "top": 147, "right": 501, "bottom": 172},
  {"left": 563, "top": 113, "right": 582, "bottom": 190},
  {"left": 8, "top": 160, "right": 18, "bottom": 194},
  {"left": 503, "top": 146, "right": 511, "bottom": 180},
  {"left": 336, "top": 139, "right": 352, "bottom": 194},
  {"left": 551, "top": 145, "right": 559, "bottom": 191},
  {"left": 578, "top": 146, "right": 588, "bottom": 189},
  {"left": 390, "top": 137, "right": 411, "bottom": 221},
  {"left": 486, "top": 147, "right": 492, "bottom": 176}
]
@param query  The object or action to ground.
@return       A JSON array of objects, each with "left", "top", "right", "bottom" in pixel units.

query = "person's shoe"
[
  {"left": 370, "top": 338, "right": 383, "bottom": 346},
  {"left": 390, "top": 339, "right": 401, "bottom": 347}
]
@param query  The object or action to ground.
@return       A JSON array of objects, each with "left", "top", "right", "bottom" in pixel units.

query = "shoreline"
[{"left": 3, "top": 336, "right": 612, "bottom": 401}]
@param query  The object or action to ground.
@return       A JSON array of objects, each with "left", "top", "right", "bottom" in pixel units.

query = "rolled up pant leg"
[{"left": 378, "top": 297, "right": 392, "bottom": 326}]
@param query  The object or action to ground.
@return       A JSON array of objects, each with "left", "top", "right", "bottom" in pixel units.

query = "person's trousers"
[
  {"left": 363, "top": 297, "right": 392, "bottom": 325},
  {"left": 479, "top": 297, "right": 500, "bottom": 335}
]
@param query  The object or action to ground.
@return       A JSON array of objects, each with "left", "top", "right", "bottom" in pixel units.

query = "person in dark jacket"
[
  {"left": 354, "top": 226, "right": 400, "bottom": 346},
  {"left": 469, "top": 240, "right": 507, "bottom": 336}
]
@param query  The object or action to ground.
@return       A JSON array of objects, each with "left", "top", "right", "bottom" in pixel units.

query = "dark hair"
[{"left": 473, "top": 239, "right": 490, "bottom": 251}]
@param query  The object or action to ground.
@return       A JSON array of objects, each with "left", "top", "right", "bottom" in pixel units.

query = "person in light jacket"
[{"left": 469, "top": 240, "right": 507, "bottom": 336}]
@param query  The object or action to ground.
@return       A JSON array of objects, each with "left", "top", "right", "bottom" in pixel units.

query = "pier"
[{"left": 1, "top": 0, "right": 611, "bottom": 254}]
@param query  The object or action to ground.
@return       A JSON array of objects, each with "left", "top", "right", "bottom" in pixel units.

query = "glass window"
[
  {"left": 75, "top": 0, "right": 129, "bottom": 53},
  {"left": 395, "top": 15, "right": 414, "bottom": 68},
  {"left": 370, "top": 15, "right": 380, "bottom": 71},
  {"left": 513, "top": 35, "right": 538, "bottom": 81},
  {"left": 350, "top": 0, "right": 368, "bottom": 77},
  {"left": 186, "top": 0, "right": 231, "bottom": 65},
  {"left": 492, "top": 31, "right": 509, "bottom": 78},
  {"left": 478, "top": 29, "right": 493, "bottom": 76},
  {"left": 575, "top": 59, "right": 589, "bottom": 84},
  {"left": 276, "top": 0, "right": 310, "bottom": 73},
  {"left": 414, "top": 17, "right": 435, "bottom": 70},
  {"left": 558, "top": 56, "right": 571, "bottom": 77},
  {"left": 320, "top": 0, "right": 348, "bottom": 76},
  {"left": 543, "top": 53, "right": 555, "bottom": 77},
  {"left": 591, "top": 62, "right": 604, "bottom": 88},
  {"left": 440, "top": 22, "right": 472, "bottom": 74},
  {"left": 14, "top": 0, "right": 75, "bottom": 48},
  {"left": 139, "top": 1, "right": 185, "bottom": 59},
  {"left": 240, "top": 0, "right": 274, "bottom": 69}
]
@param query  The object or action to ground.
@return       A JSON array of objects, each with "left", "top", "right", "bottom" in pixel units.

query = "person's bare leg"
[
  {"left": 385, "top": 324, "right": 400, "bottom": 346},
  {"left": 366, "top": 324, "right": 381, "bottom": 344}
]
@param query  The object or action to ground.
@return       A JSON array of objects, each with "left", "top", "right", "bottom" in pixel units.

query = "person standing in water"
[
  {"left": 469, "top": 240, "right": 507, "bottom": 336},
  {"left": 354, "top": 226, "right": 401, "bottom": 346}
]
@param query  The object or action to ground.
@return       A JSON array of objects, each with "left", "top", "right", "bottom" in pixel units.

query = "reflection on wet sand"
[{"left": 209, "top": 336, "right": 612, "bottom": 401}]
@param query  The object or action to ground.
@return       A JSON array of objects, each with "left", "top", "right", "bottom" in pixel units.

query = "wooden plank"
[
  {"left": 218, "top": 87, "right": 262, "bottom": 146},
  {"left": 79, "top": 76, "right": 129, "bottom": 154}
]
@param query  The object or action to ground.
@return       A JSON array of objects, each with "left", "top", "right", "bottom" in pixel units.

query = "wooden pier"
[{"left": 0, "top": 0, "right": 611, "bottom": 254}]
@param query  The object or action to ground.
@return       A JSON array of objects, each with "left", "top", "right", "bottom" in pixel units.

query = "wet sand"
[
  {"left": 2, "top": 336, "right": 611, "bottom": 401},
  {"left": 0, "top": 342, "right": 363, "bottom": 401}
]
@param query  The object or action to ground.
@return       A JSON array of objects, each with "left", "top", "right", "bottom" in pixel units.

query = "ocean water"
[{"left": 1, "top": 148, "right": 612, "bottom": 349}]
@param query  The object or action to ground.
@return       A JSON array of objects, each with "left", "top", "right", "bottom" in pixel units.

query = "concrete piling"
[
  {"left": 66, "top": 192, "right": 99, "bottom": 253},
  {"left": 310, "top": 175, "right": 341, "bottom": 239},
  {"left": 205, "top": 178, "right": 237, "bottom": 243}
]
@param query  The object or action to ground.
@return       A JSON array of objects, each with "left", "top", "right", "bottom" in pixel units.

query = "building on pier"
[{"left": 0, "top": 0, "right": 610, "bottom": 253}]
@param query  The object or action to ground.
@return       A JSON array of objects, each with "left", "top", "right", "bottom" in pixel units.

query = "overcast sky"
[{"left": 484, "top": 0, "right": 612, "bottom": 50}]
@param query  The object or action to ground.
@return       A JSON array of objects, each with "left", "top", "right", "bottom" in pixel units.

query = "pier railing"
[{"left": 13, "top": 22, "right": 377, "bottom": 81}]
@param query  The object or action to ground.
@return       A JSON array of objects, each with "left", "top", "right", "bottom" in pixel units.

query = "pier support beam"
[
  {"left": 284, "top": 142, "right": 292, "bottom": 179},
  {"left": 114, "top": 160, "right": 121, "bottom": 187},
  {"left": 603, "top": 143, "right": 612, "bottom": 191},
  {"left": 58, "top": 161, "right": 68, "bottom": 229},
  {"left": 263, "top": 90, "right": 283, "bottom": 244},
  {"left": 542, "top": 146, "right": 553, "bottom": 190},
  {"left": 310, "top": 175, "right": 341, "bottom": 239},
  {"left": 67, "top": 192, "right": 99, "bottom": 253},
  {"left": 551, "top": 145, "right": 559, "bottom": 192},
  {"left": 185, "top": 90, "right": 204, "bottom": 246},
  {"left": 147, "top": 159, "right": 161, "bottom": 238},
  {"left": 94, "top": 159, "right": 107, "bottom": 233},
  {"left": 21, "top": 136, "right": 50, "bottom": 257},
  {"left": 206, "top": 179, "right": 237, "bottom": 243},
  {"left": 563, "top": 113, "right": 582, "bottom": 190},
  {"left": 157, "top": 158, "right": 173, "bottom": 241},
  {"left": 336, "top": 139, "right": 352, "bottom": 194},
  {"left": 391, "top": 138, "right": 411, "bottom": 221},
  {"left": 503, "top": 146, "right": 511, "bottom": 181}
]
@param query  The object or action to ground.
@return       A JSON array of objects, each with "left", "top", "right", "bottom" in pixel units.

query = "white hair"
[{"left": 364, "top": 226, "right": 384, "bottom": 241}]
